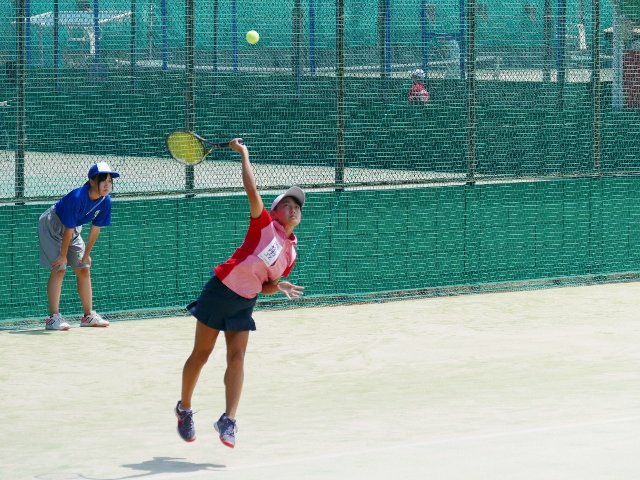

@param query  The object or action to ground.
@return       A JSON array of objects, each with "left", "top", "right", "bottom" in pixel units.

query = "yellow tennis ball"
[{"left": 246, "top": 30, "right": 260, "bottom": 45}]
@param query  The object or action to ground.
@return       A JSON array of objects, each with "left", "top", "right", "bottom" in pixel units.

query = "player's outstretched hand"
[
  {"left": 278, "top": 281, "right": 305, "bottom": 300},
  {"left": 79, "top": 254, "right": 92, "bottom": 269},
  {"left": 229, "top": 138, "right": 246, "bottom": 153},
  {"left": 51, "top": 255, "right": 68, "bottom": 272}
]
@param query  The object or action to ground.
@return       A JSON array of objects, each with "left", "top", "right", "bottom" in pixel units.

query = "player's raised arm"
[{"left": 229, "top": 138, "right": 263, "bottom": 218}]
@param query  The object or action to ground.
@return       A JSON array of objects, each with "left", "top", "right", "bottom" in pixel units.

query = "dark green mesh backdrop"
[{"left": 1, "top": 0, "right": 640, "bottom": 327}]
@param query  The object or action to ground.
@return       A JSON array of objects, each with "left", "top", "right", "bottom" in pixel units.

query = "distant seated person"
[{"left": 408, "top": 69, "right": 430, "bottom": 104}]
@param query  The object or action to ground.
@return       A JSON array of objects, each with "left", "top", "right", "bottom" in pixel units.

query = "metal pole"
[
  {"left": 185, "top": 0, "right": 195, "bottom": 192},
  {"left": 232, "top": 0, "right": 238, "bottom": 73},
  {"left": 384, "top": 0, "right": 391, "bottom": 76},
  {"left": 92, "top": 0, "right": 101, "bottom": 68},
  {"left": 467, "top": 0, "right": 476, "bottom": 183},
  {"left": 146, "top": 1, "right": 153, "bottom": 60},
  {"left": 612, "top": 3, "right": 623, "bottom": 110},
  {"left": 53, "top": 0, "right": 59, "bottom": 87},
  {"left": 213, "top": 0, "right": 218, "bottom": 73},
  {"left": 25, "top": 0, "right": 31, "bottom": 66},
  {"left": 543, "top": 0, "right": 552, "bottom": 83},
  {"left": 161, "top": 0, "right": 167, "bottom": 70},
  {"left": 421, "top": 1, "right": 428, "bottom": 72},
  {"left": 293, "top": 0, "right": 303, "bottom": 95},
  {"left": 212, "top": 0, "right": 219, "bottom": 94},
  {"left": 309, "top": 0, "right": 316, "bottom": 75},
  {"left": 335, "top": 0, "right": 345, "bottom": 191},
  {"left": 15, "top": 0, "right": 26, "bottom": 201},
  {"left": 130, "top": 0, "right": 137, "bottom": 88},
  {"left": 556, "top": 0, "right": 567, "bottom": 108},
  {"left": 458, "top": 0, "right": 465, "bottom": 79},
  {"left": 592, "top": 0, "right": 602, "bottom": 170},
  {"left": 378, "top": 0, "right": 391, "bottom": 78}
]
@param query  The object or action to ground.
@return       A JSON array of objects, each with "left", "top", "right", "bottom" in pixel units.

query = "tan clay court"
[{"left": 2, "top": 282, "right": 639, "bottom": 480}]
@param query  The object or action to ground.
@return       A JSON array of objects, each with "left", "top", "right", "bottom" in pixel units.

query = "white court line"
[{"left": 227, "top": 415, "right": 640, "bottom": 471}]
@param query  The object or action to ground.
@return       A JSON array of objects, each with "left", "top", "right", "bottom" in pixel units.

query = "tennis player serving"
[{"left": 175, "top": 138, "right": 304, "bottom": 448}]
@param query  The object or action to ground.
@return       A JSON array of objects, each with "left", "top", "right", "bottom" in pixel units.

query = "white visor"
[{"left": 271, "top": 186, "right": 305, "bottom": 211}]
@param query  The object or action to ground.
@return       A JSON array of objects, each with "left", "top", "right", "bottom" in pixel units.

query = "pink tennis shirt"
[{"left": 214, "top": 208, "right": 298, "bottom": 299}]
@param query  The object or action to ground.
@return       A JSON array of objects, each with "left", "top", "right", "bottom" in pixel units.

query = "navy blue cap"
[{"left": 88, "top": 162, "right": 120, "bottom": 179}]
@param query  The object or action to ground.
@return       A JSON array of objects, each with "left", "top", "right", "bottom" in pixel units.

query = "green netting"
[
  {"left": 621, "top": 0, "right": 640, "bottom": 21},
  {"left": 1, "top": 0, "right": 640, "bottom": 327}
]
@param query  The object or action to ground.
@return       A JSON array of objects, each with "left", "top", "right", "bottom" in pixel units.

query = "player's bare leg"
[
  {"left": 223, "top": 330, "right": 250, "bottom": 418},
  {"left": 47, "top": 268, "right": 65, "bottom": 315},
  {"left": 45, "top": 268, "right": 70, "bottom": 330},
  {"left": 74, "top": 267, "right": 109, "bottom": 327},
  {"left": 214, "top": 330, "right": 249, "bottom": 448},
  {"left": 181, "top": 321, "right": 220, "bottom": 409},
  {"left": 74, "top": 266, "right": 93, "bottom": 315},
  {"left": 176, "top": 321, "right": 219, "bottom": 442}
]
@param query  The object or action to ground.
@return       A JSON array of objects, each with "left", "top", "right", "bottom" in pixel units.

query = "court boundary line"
[{"left": 228, "top": 415, "right": 640, "bottom": 471}]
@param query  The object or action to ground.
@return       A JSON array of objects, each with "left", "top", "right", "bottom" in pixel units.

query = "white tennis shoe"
[
  {"left": 80, "top": 311, "right": 110, "bottom": 327},
  {"left": 45, "top": 313, "right": 70, "bottom": 331}
]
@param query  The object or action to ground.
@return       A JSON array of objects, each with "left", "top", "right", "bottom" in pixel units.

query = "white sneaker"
[
  {"left": 80, "top": 311, "right": 109, "bottom": 328},
  {"left": 45, "top": 313, "right": 70, "bottom": 331}
]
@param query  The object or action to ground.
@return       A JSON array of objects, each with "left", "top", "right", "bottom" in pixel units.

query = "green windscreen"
[
  {"left": 621, "top": 0, "right": 640, "bottom": 21},
  {"left": 1, "top": 0, "right": 640, "bottom": 328}
]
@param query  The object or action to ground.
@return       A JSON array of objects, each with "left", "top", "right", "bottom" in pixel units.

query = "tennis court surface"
[{"left": 2, "top": 282, "right": 640, "bottom": 480}]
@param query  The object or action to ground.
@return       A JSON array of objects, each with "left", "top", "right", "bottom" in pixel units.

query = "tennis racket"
[{"left": 165, "top": 130, "right": 242, "bottom": 165}]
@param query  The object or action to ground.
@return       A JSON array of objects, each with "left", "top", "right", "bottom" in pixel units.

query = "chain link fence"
[
  {"left": 2, "top": 1, "right": 640, "bottom": 326},
  {"left": 1, "top": 1, "right": 639, "bottom": 202}
]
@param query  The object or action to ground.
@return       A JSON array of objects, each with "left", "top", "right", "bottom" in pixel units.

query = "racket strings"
[{"left": 167, "top": 131, "right": 207, "bottom": 165}]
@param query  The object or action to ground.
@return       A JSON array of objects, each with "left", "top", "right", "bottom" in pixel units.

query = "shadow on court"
[{"left": 70, "top": 457, "right": 225, "bottom": 479}]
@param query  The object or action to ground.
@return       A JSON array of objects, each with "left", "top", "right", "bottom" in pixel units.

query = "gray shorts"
[{"left": 38, "top": 206, "right": 87, "bottom": 270}]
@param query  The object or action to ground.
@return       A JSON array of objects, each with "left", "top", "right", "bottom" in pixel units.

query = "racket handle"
[{"left": 215, "top": 138, "right": 243, "bottom": 148}]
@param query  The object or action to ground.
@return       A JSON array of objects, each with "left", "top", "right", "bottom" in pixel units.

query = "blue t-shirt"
[{"left": 54, "top": 183, "right": 112, "bottom": 228}]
